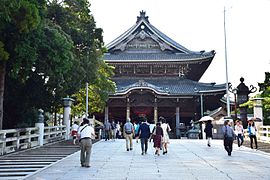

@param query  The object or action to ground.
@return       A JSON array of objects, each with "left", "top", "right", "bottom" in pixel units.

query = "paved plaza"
[{"left": 25, "top": 139, "right": 270, "bottom": 180}]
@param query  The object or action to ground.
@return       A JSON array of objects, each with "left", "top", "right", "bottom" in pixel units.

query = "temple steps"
[{"left": 0, "top": 140, "right": 81, "bottom": 179}]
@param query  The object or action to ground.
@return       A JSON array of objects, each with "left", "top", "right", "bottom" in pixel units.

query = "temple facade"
[{"left": 98, "top": 11, "right": 226, "bottom": 137}]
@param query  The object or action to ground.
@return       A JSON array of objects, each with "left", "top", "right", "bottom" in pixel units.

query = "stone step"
[
  {"left": 0, "top": 165, "right": 45, "bottom": 169},
  {"left": 0, "top": 171, "right": 29, "bottom": 177},
  {"left": 0, "top": 159, "right": 57, "bottom": 162},
  {"left": 0, "top": 157, "right": 62, "bottom": 160},
  {"left": 0, "top": 168, "right": 39, "bottom": 173},
  {"left": 0, "top": 162, "right": 51, "bottom": 165},
  {"left": 0, "top": 139, "right": 97, "bottom": 179}
]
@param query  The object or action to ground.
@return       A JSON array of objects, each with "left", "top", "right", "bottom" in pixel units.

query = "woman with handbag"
[{"left": 152, "top": 122, "right": 164, "bottom": 156}]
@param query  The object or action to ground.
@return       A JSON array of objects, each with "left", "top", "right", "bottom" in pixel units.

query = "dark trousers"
[
  {"left": 140, "top": 138, "right": 148, "bottom": 153},
  {"left": 237, "top": 134, "right": 244, "bottom": 147},
  {"left": 249, "top": 135, "right": 258, "bottom": 149},
  {"left": 224, "top": 137, "right": 233, "bottom": 155},
  {"left": 105, "top": 130, "right": 110, "bottom": 140}
]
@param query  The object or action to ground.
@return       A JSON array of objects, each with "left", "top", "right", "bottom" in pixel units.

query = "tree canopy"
[{"left": 1, "top": 0, "right": 115, "bottom": 128}]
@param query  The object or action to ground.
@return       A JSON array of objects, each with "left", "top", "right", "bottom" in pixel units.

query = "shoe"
[
  {"left": 141, "top": 152, "right": 144, "bottom": 155},
  {"left": 228, "top": 152, "right": 231, "bottom": 156},
  {"left": 155, "top": 150, "right": 158, "bottom": 155},
  {"left": 81, "top": 164, "right": 85, "bottom": 167},
  {"left": 145, "top": 151, "right": 147, "bottom": 154},
  {"left": 207, "top": 144, "right": 211, "bottom": 147},
  {"left": 85, "top": 165, "right": 91, "bottom": 168},
  {"left": 163, "top": 151, "right": 166, "bottom": 155},
  {"left": 158, "top": 153, "right": 160, "bottom": 156},
  {"left": 130, "top": 148, "right": 133, "bottom": 151},
  {"left": 127, "top": 149, "right": 129, "bottom": 151}
]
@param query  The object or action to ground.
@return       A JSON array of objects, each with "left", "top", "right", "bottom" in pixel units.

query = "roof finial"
[{"left": 136, "top": 10, "right": 149, "bottom": 23}]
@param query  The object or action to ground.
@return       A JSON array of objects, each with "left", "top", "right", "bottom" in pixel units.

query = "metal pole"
[
  {"left": 234, "top": 93, "right": 237, "bottom": 120},
  {"left": 224, "top": 6, "right": 231, "bottom": 117},
  {"left": 86, "top": 82, "right": 88, "bottom": 117}
]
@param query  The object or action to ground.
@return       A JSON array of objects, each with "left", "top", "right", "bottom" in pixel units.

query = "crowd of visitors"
[{"left": 71, "top": 115, "right": 259, "bottom": 168}]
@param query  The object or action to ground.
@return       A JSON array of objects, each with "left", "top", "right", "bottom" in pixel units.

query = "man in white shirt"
[{"left": 77, "top": 118, "right": 95, "bottom": 168}]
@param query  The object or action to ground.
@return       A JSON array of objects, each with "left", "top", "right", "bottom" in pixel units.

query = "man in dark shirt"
[{"left": 138, "top": 117, "right": 151, "bottom": 155}]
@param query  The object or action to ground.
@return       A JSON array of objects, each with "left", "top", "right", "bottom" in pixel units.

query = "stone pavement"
[{"left": 25, "top": 139, "right": 270, "bottom": 180}]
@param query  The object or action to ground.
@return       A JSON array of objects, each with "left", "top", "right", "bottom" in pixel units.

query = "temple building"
[{"left": 99, "top": 11, "right": 226, "bottom": 137}]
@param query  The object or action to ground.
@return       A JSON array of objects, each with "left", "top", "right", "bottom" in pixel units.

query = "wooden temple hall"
[{"left": 97, "top": 11, "right": 226, "bottom": 137}]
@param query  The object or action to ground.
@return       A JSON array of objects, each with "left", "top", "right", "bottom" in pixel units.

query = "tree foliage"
[
  {"left": 259, "top": 72, "right": 270, "bottom": 124},
  {"left": 1, "top": 0, "right": 115, "bottom": 128},
  {"left": 240, "top": 72, "right": 270, "bottom": 124},
  {"left": 72, "top": 61, "right": 115, "bottom": 117}
]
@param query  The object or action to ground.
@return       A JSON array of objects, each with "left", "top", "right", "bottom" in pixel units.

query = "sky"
[{"left": 90, "top": 0, "right": 270, "bottom": 95}]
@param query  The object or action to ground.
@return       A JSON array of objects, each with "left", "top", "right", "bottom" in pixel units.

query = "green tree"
[
  {"left": 240, "top": 72, "right": 270, "bottom": 124},
  {"left": 259, "top": 72, "right": 270, "bottom": 124},
  {"left": 3, "top": 20, "right": 75, "bottom": 128},
  {"left": 72, "top": 61, "right": 115, "bottom": 117},
  {"left": 0, "top": 0, "right": 41, "bottom": 129}
]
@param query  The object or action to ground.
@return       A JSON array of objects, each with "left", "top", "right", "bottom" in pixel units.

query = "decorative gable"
[{"left": 108, "top": 11, "right": 189, "bottom": 54}]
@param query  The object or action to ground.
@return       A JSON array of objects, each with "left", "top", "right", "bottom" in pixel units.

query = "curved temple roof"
[
  {"left": 105, "top": 11, "right": 215, "bottom": 62},
  {"left": 113, "top": 77, "right": 226, "bottom": 96}
]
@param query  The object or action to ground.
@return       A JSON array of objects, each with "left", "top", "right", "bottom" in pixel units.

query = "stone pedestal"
[
  {"left": 253, "top": 98, "right": 264, "bottom": 126},
  {"left": 35, "top": 109, "right": 44, "bottom": 146},
  {"left": 63, "top": 97, "right": 74, "bottom": 140}
]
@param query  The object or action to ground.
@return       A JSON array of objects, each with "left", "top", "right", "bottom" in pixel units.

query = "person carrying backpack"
[{"left": 123, "top": 118, "right": 134, "bottom": 151}]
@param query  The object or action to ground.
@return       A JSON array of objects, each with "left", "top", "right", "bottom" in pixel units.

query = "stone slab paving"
[{"left": 25, "top": 139, "right": 270, "bottom": 180}]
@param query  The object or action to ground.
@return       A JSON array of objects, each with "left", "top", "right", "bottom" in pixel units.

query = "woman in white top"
[
  {"left": 71, "top": 121, "right": 79, "bottom": 145},
  {"left": 160, "top": 117, "right": 171, "bottom": 155},
  {"left": 234, "top": 120, "right": 244, "bottom": 147}
]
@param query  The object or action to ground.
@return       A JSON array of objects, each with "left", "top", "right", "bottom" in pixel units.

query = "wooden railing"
[{"left": 0, "top": 125, "right": 66, "bottom": 155}]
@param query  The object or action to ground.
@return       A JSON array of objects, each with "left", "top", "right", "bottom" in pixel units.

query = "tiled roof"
[
  {"left": 105, "top": 11, "right": 215, "bottom": 61},
  {"left": 104, "top": 52, "right": 214, "bottom": 61},
  {"left": 113, "top": 77, "right": 226, "bottom": 96}
]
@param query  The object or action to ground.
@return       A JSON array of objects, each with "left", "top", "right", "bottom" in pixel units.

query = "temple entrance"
[{"left": 131, "top": 106, "right": 154, "bottom": 123}]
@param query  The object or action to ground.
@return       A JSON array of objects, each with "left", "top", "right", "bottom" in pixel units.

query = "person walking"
[
  {"left": 71, "top": 121, "right": 79, "bottom": 145},
  {"left": 234, "top": 120, "right": 244, "bottom": 148},
  {"left": 160, "top": 117, "right": 171, "bottom": 155},
  {"left": 77, "top": 118, "right": 95, "bottom": 168},
  {"left": 138, "top": 117, "right": 151, "bottom": 155},
  {"left": 204, "top": 120, "right": 213, "bottom": 147},
  {"left": 104, "top": 120, "right": 111, "bottom": 141},
  {"left": 247, "top": 119, "right": 258, "bottom": 150},
  {"left": 111, "top": 120, "right": 117, "bottom": 141},
  {"left": 123, "top": 118, "right": 134, "bottom": 151},
  {"left": 116, "top": 121, "right": 122, "bottom": 139},
  {"left": 135, "top": 121, "right": 141, "bottom": 143},
  {"left": 222, "top": 120, "right": 235, "bottom": 156},
  {"left": 152, "top": 122, "right": 163, "bottom": 156}
]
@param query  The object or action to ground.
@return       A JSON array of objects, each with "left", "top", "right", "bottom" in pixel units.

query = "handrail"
[{"left": 0, "top": 125, "right": 66, "bottom": 155}]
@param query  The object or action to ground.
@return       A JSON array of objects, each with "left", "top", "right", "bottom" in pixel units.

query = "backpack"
[{"left": 124, "top": 123, "right": 133, "bottom": 134}]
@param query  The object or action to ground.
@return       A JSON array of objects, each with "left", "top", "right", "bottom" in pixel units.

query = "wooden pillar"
[
  {"left": 176, "top": 106, "right": 180, "bottom": 139},
  {"left": 104, "top": 106, "right": 109, "bottom": 123},
  {"left": 200, "top": 94, "right": 204, "bottom": 117},
  {"left": 154, "top": 98, "right": 158, "bottom": 124},
  {"left": 126, "top": 98, "right": 130, "bottom": 120}
]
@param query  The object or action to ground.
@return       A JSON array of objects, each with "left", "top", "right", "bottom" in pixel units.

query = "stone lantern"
[{"left": 236, "top": 77, "right": 257, "bottom": 128}]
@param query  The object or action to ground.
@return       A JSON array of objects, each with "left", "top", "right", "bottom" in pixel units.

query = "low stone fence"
[
  {"left": 243, "top": 125, "right": 270, "bottom": 143},
  {"left": 0, "top": 125, "right": 66, "bottom": 155}
]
